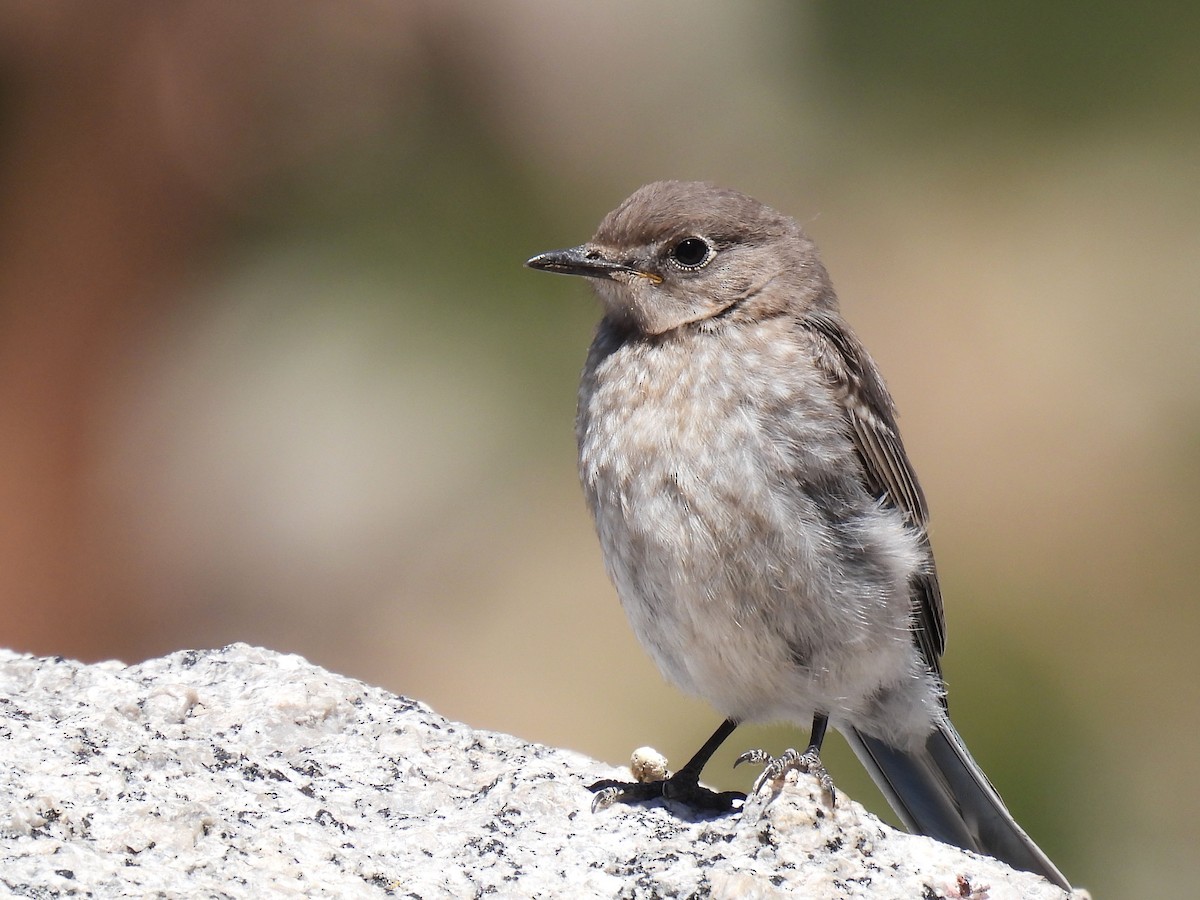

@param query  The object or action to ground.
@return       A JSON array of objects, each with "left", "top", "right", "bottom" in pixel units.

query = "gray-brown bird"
[{"left": 525, "top": 181, "right": 1070, "bottom": 890}]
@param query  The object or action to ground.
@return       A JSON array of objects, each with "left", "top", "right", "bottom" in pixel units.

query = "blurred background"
[{"left": 2, "top": 2, "right": 1197, "bottom": 894}]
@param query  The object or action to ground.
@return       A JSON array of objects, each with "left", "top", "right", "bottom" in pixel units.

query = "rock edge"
[{"left": 0, "top": 644, "right": 1079, "bottom": 899}]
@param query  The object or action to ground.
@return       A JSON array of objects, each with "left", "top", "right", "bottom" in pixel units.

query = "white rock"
[{"left": 0, "top": 645, "right": 1081, "bottom": 898}]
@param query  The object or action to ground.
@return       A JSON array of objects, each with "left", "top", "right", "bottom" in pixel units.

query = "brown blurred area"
[
  {"left": 1, "top": 3, "right": 1197, "bottom": 895},
  {"left": 0, "top": 1, "right": 420, "bottom": 655}
]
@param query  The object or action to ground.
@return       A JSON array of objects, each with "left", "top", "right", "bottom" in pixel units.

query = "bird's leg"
[
  {"left": 735, "top": 712, "right": 837, "bottom": 805},
  {"left": 589, "top": 717, "right": 745, "bottom": 813}
]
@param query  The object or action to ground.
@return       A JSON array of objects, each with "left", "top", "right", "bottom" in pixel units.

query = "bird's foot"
[
  {"left": 588, "top": 770, "right": 745, "bottom": 814},
  {"left": 734, "top": 746, "right": 837, "bottom": 806}
]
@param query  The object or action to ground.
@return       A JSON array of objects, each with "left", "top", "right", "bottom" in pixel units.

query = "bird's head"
[{"left": 526, "top": 180, "right": 831, "bottom": 335}]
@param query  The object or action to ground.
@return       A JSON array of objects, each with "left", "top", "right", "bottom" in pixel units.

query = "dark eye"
[{"left": 669, "top": 237, "right": 713, "bottom": 268}]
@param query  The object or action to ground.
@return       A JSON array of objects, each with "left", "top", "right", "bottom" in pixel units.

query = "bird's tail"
[{"left": 844, "top": 720, "right": 1070, "bottom": 890}]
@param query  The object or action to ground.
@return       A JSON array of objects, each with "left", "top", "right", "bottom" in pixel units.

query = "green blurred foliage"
[{"left": 814, "top": 2, "right": 1200, "bottom": 135}]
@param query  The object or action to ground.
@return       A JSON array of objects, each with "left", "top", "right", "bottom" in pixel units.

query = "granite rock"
[{"left": 0, "top": 644, "right": 1079, "bottom": 899}]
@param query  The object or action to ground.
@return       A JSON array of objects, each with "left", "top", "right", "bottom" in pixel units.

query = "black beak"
[{"left": 525, "top": 244, "right": 632, "bottom": 280}]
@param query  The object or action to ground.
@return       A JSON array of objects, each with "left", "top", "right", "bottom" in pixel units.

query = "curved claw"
[
  {"left": 737, "top": 747, "right": 837, "bottom": 805},
  {"left": 591, "top": 785, "right": 624, "bottom": 813},
  {"left": 733, "top": 748, "right": 771, "bottom": 769}
]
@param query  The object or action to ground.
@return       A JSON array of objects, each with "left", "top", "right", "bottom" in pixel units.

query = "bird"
[{"left": 525, "top": 180, "right": 1070, "bottom": 890}]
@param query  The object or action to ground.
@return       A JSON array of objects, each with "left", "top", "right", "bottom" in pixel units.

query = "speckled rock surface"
[{"left": 0, "top": 645, "right": 1076, "bottom": 898}]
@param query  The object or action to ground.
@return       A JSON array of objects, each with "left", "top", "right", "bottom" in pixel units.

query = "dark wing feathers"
[{"left": 803, "top": 312, "right": 947, "bottom": 676}]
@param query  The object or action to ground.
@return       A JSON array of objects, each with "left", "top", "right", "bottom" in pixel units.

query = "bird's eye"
[{"left": 668, "top": 237, "right": 713, "bottom": 269}]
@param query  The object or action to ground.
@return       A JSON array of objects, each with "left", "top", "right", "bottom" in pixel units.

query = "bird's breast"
[{"left": 574, "top": 324, "right": 929, "bottom": 727}]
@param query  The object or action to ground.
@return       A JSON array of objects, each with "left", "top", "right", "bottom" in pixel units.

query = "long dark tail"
[{"left": 844, "top": 720, "right": 1070, "bottom": 891}]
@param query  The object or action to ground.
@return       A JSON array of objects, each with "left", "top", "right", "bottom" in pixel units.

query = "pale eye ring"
[{"left": 668, "top": 236, "right": 714, "bottom": 269}]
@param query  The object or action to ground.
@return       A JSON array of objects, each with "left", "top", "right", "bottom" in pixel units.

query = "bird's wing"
[{"left": 803, "top": 311, "right": 946, "bottom": 676}]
